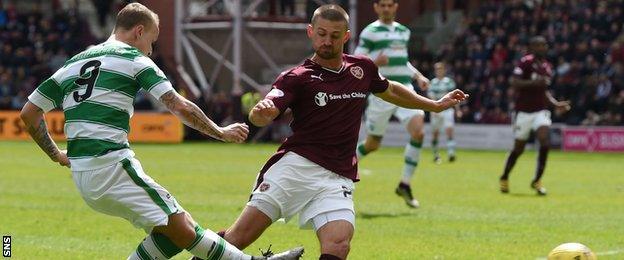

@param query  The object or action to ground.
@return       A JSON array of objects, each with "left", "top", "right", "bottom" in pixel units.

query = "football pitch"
[{"left": 1, "top": 141, "right": 622, "bottom": 259}]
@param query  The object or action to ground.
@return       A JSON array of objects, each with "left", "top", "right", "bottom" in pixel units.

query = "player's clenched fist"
[
  {"left": 416, "top": 75, "right": 430, "bottom": 91},
  {"left": 253, "top": 99, "right": 279, "bottom": 118},
  {"left": 53, "top": 149, "right": 71, "bottom": 168},
  {"left": 220, "top": 123, "right": 249, "bottom": 143},
  {"left": 249, "top": 99, "right": 281, "bottom": 127},
  {"left": 253, "top": 99, "right": 278, "bottom": 111}
]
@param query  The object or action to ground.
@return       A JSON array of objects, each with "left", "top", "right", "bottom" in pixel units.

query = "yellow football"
[{"left": 547, "top": 243, "right": 597, "bottom": 260}]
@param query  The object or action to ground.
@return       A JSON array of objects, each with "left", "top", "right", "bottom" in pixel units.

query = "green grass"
[{"left": 1, "top": 141, "right": 623, "bottom": 259}]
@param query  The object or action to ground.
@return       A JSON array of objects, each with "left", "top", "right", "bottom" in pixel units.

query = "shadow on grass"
[{"left": 357, "top": 211, "right": 417, "bottom": 219}]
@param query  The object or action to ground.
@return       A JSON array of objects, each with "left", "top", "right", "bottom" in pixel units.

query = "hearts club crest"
[{"left": 350, "top": 66, "right": 364, "bottom": 79}]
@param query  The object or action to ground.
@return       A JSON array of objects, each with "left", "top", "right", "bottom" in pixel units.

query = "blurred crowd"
[
  {"left": 0, "top": 1, "right": 167, "bottom": 111},
  {"left": 2, "top": 0, "right": 624, "bottom": 127},
  {"left": 0, "top": 1, "right": 97, "bottom": 110},
  {"left": 413, "top": 0, "right": 624, "bottom": 126}
]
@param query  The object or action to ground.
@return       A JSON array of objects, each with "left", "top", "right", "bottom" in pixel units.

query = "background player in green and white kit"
[
  {"left": 20, "top": 3, "right": 302, "bottom": 260},
  {"left": 354, "top": 0, "right": 430, "bottom": 208},
  {"left": 428, "top": 62, "right": 461, "bottom": 164}
]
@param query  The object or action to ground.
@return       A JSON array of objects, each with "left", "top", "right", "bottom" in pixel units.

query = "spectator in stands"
[
  {"left": 0, "top": 3, "right": 98, "bottom": 110},
  {"left": 0, "top": 71, "right": 12, "bottom": 109},
  {"left": 0, "top": 2, "right": 7, "bottom": 27},
  {"left": 91, "top": 0, "right": 114, "bottom": 27},
  {"left": 414, "top": 0, "right": 624, "bottom": 126}
]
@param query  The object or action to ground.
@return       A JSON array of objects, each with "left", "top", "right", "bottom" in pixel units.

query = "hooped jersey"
[{"left": 28, "top": 39, "right": 173, "bottom": 170}]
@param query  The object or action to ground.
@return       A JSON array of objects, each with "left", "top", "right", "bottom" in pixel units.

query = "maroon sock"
[
  {"left": 501, "top": 150, "right": 522, "bottom": 180},
  {"left": 533, "top": 146, "right": 549, "bottom": 182}
]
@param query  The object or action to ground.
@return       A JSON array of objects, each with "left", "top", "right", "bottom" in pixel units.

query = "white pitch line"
[{"left": 596, "top": 249, "right": 624, "bottom": 256}]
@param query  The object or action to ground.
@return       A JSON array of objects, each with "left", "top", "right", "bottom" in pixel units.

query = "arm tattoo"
[
  {"left": 26, "top": 117, "right": 59, "bottom": 160},
  {"left": 184, "top": 105, "right": 223, "bottom": 139},
  {"left": 160, "top": 91, "right": 223, "bottom": 140}
]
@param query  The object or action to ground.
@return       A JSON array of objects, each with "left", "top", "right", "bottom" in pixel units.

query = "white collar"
[
  {"left": 103, "top": 37, "right": 133, "bottom": 48},
  {"left": 309, "top": 58, "right": 345, "bottom": 74},
  {"left": 376, "top": 20, "right": 396, "bottom": 28},
  {"left": 320, "top": 63, "right": 344, "bottom": 74}
]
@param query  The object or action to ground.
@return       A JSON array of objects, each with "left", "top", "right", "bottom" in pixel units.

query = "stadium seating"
[
  {"left": 0, "top": 2, "right": 96, "bottom": 110},
  {"left": 413, "top": 0, "right": 624, "bottom": 126},
  {"left": 2, "top": 1, "right": 622, "bottom": 126}
]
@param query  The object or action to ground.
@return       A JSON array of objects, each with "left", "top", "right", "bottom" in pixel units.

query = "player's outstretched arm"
[
  {"left": 510, "top": 76, "right": 549, "bottom": 89},
  {"left": 407, "top": 62, "right": 430, "bottom": 91},
  {"left": 159, "top": 90, "right": 249, "bottom": 143},
  {"left": 546, "top": 91, "right": 571, "bottom": 111},
  {"left": 375, "top": 80, "right": 468, "bottom": 113},
  {"left": 248, "top": 99, "right": 280, "bottom": 127},
  {"left": 20, "top": 101, "right": 70, "bottom": 167}
]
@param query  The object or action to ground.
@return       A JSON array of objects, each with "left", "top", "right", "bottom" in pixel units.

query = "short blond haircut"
[{"left": 114, "top": 3, "right": 159, "bottom": 31}]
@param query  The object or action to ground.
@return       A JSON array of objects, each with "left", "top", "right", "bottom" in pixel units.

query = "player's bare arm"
[
  {"left": 407, "top": 62, "right": 430, "bottom": 90},
  {"left": 248, "top": 99, "right": 280, "bottom": 127},
  {"left": 454, "top": 86, "right": 462, "bottom": 117},
  {"left": 509, "top": 75, "right": 549, "bottom": 89},
  {"left": 373, "top": 50, "right": 389, "bottom": 66},
  {"left": 546, "top": 91, "right": 571, "bottom": 111},
  {"left": 20, "top": 102, "right": 70, "bottom": 167},
  {"left": 375, "top": 80, "right": 468, "bottom": 112},
  {"left": 159, "top": 90, "right": 249, "bottom": 143}
]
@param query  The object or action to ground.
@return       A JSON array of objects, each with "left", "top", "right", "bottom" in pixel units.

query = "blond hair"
[{"left": 114, "top": 3, "right": 159, "bottom": 31}]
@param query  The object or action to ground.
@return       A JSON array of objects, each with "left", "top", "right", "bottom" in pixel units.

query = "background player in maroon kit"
[
  {"left": 219, "top": 5, "right": 467, "bottom": 260},
  {"left": 499, "top": 36, "right": 571, "bottom": 195}
]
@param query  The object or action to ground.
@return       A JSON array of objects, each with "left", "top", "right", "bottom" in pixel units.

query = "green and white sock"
[
  {"left": 187, "top": 225, "right": 251, "bottom": 260},
  {"left": 448, "top": 139, "right": 456, "bottom": 157},
  {"left": 402, "top": 139, "right": 421, "bottom": 184},
  {"left": 356, "top": 142, "right": 369, "bottom": 160},
  {"left": 128, "top": 233, "right": 183, "bottom": 260},
  {"left": 432, "top": 139, "right": 439, "bottom": 157}
]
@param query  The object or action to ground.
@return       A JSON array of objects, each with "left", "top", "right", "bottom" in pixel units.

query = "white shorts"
[
  {"left": 513, "top": 110, "right": 552, "bottom": 140},
  {"left": 71, "top": 157, "right": 183, "bottom": 233},
  {"left": 365, "top": 84, "right": 425, "bottom": 136},
  {"left": 247, "top": 152, "right": 355, "bottom": 230},
  {"left": 430, "top": 109, "right": 455, "bottom": 131}
]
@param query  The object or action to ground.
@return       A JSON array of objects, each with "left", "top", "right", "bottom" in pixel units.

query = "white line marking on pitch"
[{"left": 596, "top": 249, "right": 624, "bottom": 256}]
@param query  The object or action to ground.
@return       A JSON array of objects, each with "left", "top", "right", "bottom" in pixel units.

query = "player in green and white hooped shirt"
[
  {"left": 20, "top": 3, "right": 302, "bottom": 260},
  {"left": 353, "top": 0, "right": 430, "bottom": 208},
  {"left": 428, "top": 62, "right": 462, "bottom": 164}
]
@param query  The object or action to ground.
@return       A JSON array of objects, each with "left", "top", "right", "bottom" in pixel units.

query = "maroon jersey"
[
  {"left": 262, "top": 54, "right": 389, "bottom": 181},
  {"left": 512, "top": 54, "right": 553, "bottom": 112}
]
